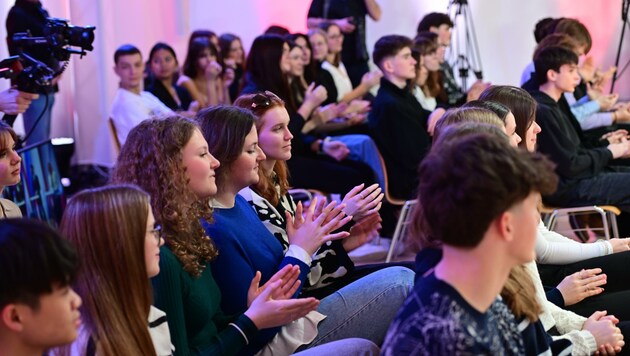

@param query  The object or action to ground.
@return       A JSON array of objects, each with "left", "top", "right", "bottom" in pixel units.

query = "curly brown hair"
[{"left": 111, "top": 115, "right": 217, "bottom": 276}]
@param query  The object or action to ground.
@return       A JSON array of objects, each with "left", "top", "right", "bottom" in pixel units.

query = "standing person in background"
[
  {"left": 6, "top": 0, "right": 58, "bottom": 145},
  {"left": 307, "top": 0, "right": 381, "bottom": 88}
]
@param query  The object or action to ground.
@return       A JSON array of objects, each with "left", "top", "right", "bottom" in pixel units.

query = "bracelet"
[{"left": 229, "top": 323, "right": 249, "bottom": 345}]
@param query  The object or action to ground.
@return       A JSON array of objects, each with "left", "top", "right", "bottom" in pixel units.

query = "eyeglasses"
[
  {"left": 149, "top": 224, "right": 163, "bottom": 245},
  {"left": 251, "top": 93, "right": 272, "bottom": 109}
]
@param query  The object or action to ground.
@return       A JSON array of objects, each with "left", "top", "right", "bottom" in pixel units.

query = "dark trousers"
[{"left": 538, "top": 251, "right": 630, "bottom": 320}]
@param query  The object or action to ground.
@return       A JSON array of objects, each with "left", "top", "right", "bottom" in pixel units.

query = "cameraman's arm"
[{"left": 0, "top": 88, "right": 38, "bottom": 115}]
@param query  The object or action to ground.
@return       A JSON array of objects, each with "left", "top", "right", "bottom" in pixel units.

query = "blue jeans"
[
  {"left": 301, "top": 266, "right": 414, "bottom": 349},
  {"left": 23, "top": 93, "right": 55, "bottom": 146},
  {"left": 331, "top": 134, "right": 385, "bottom": 191},
  {"left": 293, "top": 338, "right": 379, "bottom": 356}
]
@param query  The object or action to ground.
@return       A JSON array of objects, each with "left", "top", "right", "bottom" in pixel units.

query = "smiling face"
[
  {"left": 287, "top": 46, "right": 305, "bottom": 77},
  {"left": 325, "top": 25, "right": 344, "bottom": 54},
  {"left": 294, "top": 36, "right": 312, "bottom": 66},
  {"left": 229, "top": 126, "right": 266, "bottom": 190},
  {"left": 150, "top": 48, "right": 178, "bottom": 81},
  {"left": 309, "top": 32, "right": 328, "bottom": 62},
  {"left": 182, "top": 129, "right": 220, "bottom": 199},
  {"left": 144, "top": 207, "right": 163, "bottom": 278},
  {"left": 0, "top": 132, "right": 21, "bottom": 191}
]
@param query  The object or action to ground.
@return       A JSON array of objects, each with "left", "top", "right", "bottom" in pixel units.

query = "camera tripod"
[
  {"left": 447, "top": 0, "right": 484, "bottom": 90},
  {"left": 611, "top": 0, "right": 630, "bottom": 93}
]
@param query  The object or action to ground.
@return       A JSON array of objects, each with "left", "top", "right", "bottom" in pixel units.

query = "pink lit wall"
[{"left": 0, "top": 0, "right": 628, "bottom": 165}]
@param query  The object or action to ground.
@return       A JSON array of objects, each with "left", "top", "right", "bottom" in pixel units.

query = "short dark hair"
[
  {"left": 372, "top": 35, "right": 413, "bottom": 71},
  {"left": 114, "top": 44, "right": 141, "bottom": 65},
  {"left": 417, "top": 12, "right": 453, "bottom": 34},
  {"left": 418, "top": 133, "right": 557, "bottom": 248},
  {"left": 533, "top": 46, "right": 578, "bottom": 85},
  {"left": 533, "top": 17, "right": 555, "bottom": 43},
  {"left": 0, "top": 219, "right": 78, "bottom": 310}
]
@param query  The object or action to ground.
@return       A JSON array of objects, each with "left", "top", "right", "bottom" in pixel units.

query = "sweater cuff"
[
  {"left": 287, "top": 244, "right": 313, "bottom": 265},
  {"left": 546, "top": 288, "right": 565, "bottom": 308},
  {"left": 233, "top": 313, "right": 259, "bottom": 343}
]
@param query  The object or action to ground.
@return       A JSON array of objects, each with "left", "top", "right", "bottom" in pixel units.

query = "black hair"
[
  {"left": 372, "top": 35, "right": 413, "bottom": 71},
  {"left": 533, "top": 46, "right": 578, "bottom": 85},
  {"left": 534, "top": 17, "right": 555, "bottom": 43},
  {"left": 417, "top": 12, "right": 454, "bottom": 34},
  {"left": 114, "top": 44, "right": 141, "bottom": 65},
  {"left": 0, "top": 219, "right": 78, "bottom": 310}
]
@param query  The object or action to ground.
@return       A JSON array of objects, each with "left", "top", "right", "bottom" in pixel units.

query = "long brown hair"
[
  {"left": 233, "top": 91, "right": 291, "bottom": 206},
  {"left": 502, "top": 265, "right": 543, "bottom": 322},
  {"left": 479, "top": 85, "right": 538, "bottom": 150},
  {"left": 59, "top": 185, "right": 155, "bottom": 355},
  {"left": 111, "top": 115, "right": 217, "bottom": 276},
  {"left": 413, "top": 32, "right": 441, "bottom": 97}
]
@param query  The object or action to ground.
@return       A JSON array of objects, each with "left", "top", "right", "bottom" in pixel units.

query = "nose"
[
  {"left": 10, "top": 151, "right": 21, "bottom": 165},
  {"left": 71, "top": 288, "right": 82, "bottom": 309},
  {"left": 534, "top": 122, "right": 542, "bottom": 134},
  {"left": 285, "top": 128, "right": 293, "bottom": 141},
  {"left": 209, "top": 154, "right": 220, "bottom": 169},
  {"left": 516, "top": 133, "right": 522, "bottom": 144},
  {"left": 257, "top": 146, "right": 266, "bottom": 161}
]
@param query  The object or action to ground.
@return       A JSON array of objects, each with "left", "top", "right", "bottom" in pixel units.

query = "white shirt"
[
  {"left": 110, "top": 88, "right": 173, "bottom": 145},
  {"left": 321, "top": 61, "right": 353, "bottom": 102},
  {"left": 413, "top": 85, "right": 437, "bottom": 111}
]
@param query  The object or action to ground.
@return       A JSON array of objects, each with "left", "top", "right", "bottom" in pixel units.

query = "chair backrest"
[
  {"left": 108, "top": 118, "right": 121, "bottom": 154},
  {"left": 375, "top": 148, "right": 406, "bottom": 206},
  {"left": 386, "top": 199, "right": 417, "bottom": 262}
]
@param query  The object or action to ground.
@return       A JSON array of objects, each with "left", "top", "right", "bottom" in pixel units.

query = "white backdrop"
[{"left": 0, "top": 0, "right": 627, "bottom": 166}]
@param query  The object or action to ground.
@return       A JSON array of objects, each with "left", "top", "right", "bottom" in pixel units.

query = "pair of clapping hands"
[{"left": 285, "top": 183, "right": 384, "bottom": 255}]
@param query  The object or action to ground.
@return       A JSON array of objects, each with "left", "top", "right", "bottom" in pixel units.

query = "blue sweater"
[{"left": 204, "top": 195, "right": 310, "bottom": 354}]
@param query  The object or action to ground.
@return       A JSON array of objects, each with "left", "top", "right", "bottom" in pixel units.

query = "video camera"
[{"left": 1, "top": 18, "right": 95, "bottom": 93}]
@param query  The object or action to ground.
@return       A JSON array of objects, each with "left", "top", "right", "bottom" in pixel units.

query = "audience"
[
  {"left": 528, "top": 45, "right": 630, "bottom": 236},
  {"left": 382, "top": 126, "right": 559, "bottom": 354},
  {"left": 8, "top": 8, "right": 630, "bottom": 356},
  {"left": 110, "top": 44, "right": 173, "bottom": 145},
  {"left": 0, "top": 219, "right": 81, "bottom": 356},
  {"left": 0, "top": 122, "right": 22, "bottom": 218},
  {"left": 196, "top": 105, "right": 413, "bottom": 354}
]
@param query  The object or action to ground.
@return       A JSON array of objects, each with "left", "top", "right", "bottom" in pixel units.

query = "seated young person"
[
  {"left": 145, "top": 42, "right": 194, "bottom": 112},
  {"left": 528, "top": 46, "right": 630, "bottom": 236},
  {"left": 382, "top": 125, "right": 562, "bottom": 354},
  {"left": 178, "top": 37, "right": 229, "bottom": 108},
  {"left": 196, "top": 106, "right": 414, "bottom": 354},
  {"left": 110, "top": 44, "right": 173, "bottom": 145},
  {"left": 367, "top": 35, "right": 436, "bottom": 200},
  {"left": 56, "top": 185, "right": 173, "bottom": 355},
  {"left": 0, "top": 219, "right": 82, "bottom": 356},
  {"left": 234, "top": 92, "right": 384, "bottom": 299},
  {"left": 411, "top": 32, "right": 442, "bottom": 112},
  {"left": 0, "top": 122, "right": 22, "bottom": 218}
]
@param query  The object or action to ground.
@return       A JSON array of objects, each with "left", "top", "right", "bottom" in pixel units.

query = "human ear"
[
  {"left": 495, "top": 211, "right": 514, "bottom": 242},
  {"left": 382, "top": 58, "right": 394, "bottom": 74},
  {"left": 547, "top": 69, "right": 557, "bottom": 83},
  {"left": 1, "top": 305, "right": 24, "bottom": 332}
]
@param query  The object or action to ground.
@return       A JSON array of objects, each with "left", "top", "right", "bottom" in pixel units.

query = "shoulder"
[{"left": 0, "top": 198, "right": 22, "bottom": 218}]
